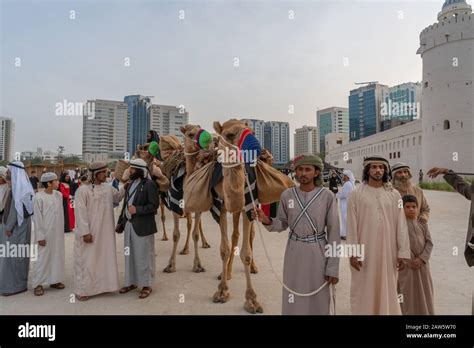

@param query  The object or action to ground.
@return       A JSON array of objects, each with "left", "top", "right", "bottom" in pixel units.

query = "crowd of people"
[
  {"left": 254, "top": 154, "right": 473, "bottom": 315},
  {"left": 0, "top": 130, "right": 472, "bottom": 315}
]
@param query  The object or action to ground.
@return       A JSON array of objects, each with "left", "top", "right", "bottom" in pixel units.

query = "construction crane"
[{"left": 354, "top": 81, "right": 379, "bottom": 86}]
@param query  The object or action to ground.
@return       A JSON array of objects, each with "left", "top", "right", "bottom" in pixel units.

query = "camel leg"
[
  {"left": 160, "top": 202, "right": 168, "bottom": 241},
  {"left": 192, "top": 212, "right": 205, "bottom": 273},
  {"left": 241, "top": 215, "right": 263, "bottom": 314},
  {"left": 250, "top": 221, "right": 258, "bottom": 274},
  {"left": 179, "top": 214, "right": 192, "bottom": 255},
  {"left": 219, "top": 211, "right": 240, "bottom": 280},
  {"left": 199, "top": 219, "right": 211, "bottom": 249},
  {"left": 163, "top": 213, "right": 180, "bottom": 273},
  {"left": 213, "top": 207, "right": 230, "bottom": 303}
]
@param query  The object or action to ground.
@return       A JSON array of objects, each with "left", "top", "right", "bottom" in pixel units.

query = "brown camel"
[
  {"left": 159, "top": 202, "right": 168, "bottom": 240},
  {"left": 163, "top": 124, "right": 210, "bottom": 274},
  {"left": 217, "top": 133, "right": 274, "bottom": 280},
  {"left": 211, "top": 119, "right": 263, "bottom": 314}
]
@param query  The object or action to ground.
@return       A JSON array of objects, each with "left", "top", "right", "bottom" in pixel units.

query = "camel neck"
[{"left": 185, "top": 150, "right": 198, "bottom": 174}]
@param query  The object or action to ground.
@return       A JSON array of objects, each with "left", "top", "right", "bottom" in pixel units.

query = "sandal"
[
  {"left": 34, "top": 286, "right": 44, "bottom": 296},
  {"left": 139, "top": 287, "right": 152, "bottom": 299},
  {"left": 50, "top": 283, "right": 65, "bottom": 290},
  {"left": 77, "top": 295, "right": 89, "bottom": 301},
  {"left": 119, "top": 285, "right": 137, "bottom": 294}
]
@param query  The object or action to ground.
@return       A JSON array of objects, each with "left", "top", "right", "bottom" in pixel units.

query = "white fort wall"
[
  {"left": 418, "top": 13, "right": 474, "bottom": 173},
  {"left": 326, "top": 120, "right": 423, "bottom": 182}
]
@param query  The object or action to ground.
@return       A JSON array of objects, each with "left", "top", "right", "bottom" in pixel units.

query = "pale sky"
[{"left": 0, "top": 0, "right": 453, "bottom": 156}]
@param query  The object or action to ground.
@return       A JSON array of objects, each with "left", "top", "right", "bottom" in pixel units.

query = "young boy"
[
  {"left": 32, "top": 172, "right": 66, "bottom": 296},
  {"left": 398, "top": 194, "right": 434, "bottom": 314}
]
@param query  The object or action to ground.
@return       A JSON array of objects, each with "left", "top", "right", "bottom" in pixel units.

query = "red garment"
[{"left": 59, "top": 183, "right": 75, "bottom": 229}]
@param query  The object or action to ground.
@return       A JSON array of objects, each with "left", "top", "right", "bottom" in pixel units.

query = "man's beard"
[
  {"left": 369, "top": 173, "right": 383, "bottom": 182},
  {"left": 130, "top": 170, "right": 144, "bottom": 181},
  {"left": 393, "top": 176, "right": 411, "bottom": 190}
]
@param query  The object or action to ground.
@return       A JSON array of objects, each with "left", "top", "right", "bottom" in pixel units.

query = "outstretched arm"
[{"left": 444, "top": 171, "right": 472, "bottom": 201}]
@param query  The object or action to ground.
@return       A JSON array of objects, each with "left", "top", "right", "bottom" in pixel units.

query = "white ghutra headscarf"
[
  {"left": 7, "top": 161, "right": 35, "bottom": 226},
  {"left": 343, "top": 169, "right": 356, "bottom": 186}
]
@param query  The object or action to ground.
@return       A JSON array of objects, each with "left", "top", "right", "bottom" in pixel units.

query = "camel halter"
[
  {"left": 218, "top": 135, "right": 244, "bottom": 168},
  {"left": 244, "top": 171, "right": 335, "bottom": 312},
  {"left": 184, "top": 149, "right": 199, "bottom": 156}
]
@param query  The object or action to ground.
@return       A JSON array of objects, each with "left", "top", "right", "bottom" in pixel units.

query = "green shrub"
[{"left": 418, "top": 182, "right": 455, "bottom": 192}]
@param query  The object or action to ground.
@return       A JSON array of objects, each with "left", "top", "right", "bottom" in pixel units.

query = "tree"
[
  {"left": 31, "top": 157, "right": 44, "bottom": 165},
  {"left": 63, "top": 156, "right": 82, "bottom": 164}
]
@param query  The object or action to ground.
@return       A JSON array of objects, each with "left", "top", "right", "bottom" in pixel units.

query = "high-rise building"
[
  {"left": 264, "top": 121, "right": 290, "bottom": 166},
  {"left": 82, "top": 99, "right": 128, "bottom": 163},
  {"left": 294, "top": 126, "right": 319, "bottom": 157},
  {"left": 348, "top": 83, "right": 388, "bottom": 141},
  {"left": 240, "top": 118, "right": 265, "bottom": 146},
  {"left": 149, "top": 104, "right": 189, "bottom": 142},
  {"left": 418, "top": 0, "right": 474, "bottom": 173},
  {"left": 0, "top": 117, "right": 14, "bottom": 162},
  {"left": 124, "top": 95, "right": 152, "bottom": 155},
  {"left": 327, "top": 0, "right": 474, "bottom": 180},
  {"left": 317, "top": 107, "right": 349, "bottom": 155},
  {"left": 381, "top": 82, "right": 422, "bottom": 131}
]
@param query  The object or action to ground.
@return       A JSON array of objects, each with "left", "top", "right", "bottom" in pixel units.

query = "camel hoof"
[
  {"left": 193, "top": 264, "right": 206, "bottom": 273},
  {"left": 179, "top": 249, "right": 190, "bottom": 255},
  {"left": 251, "top": 264, "right": 259, "bottom": 274},
  {"left": 163, "top": 264, "right": 176, "bottom": 273},
  {"left": 213, "top": 290, "right": 229, "bottom": 303},
  {"left": 201, "top": 242, "right": 211, "bottom": 249},
  {"left": 244, "top": 300, "right": 264, "bottom": 314}
]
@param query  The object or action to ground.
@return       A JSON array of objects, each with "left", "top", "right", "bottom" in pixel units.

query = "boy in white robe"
[{"left": 32, "top": 172, "right": 65, "bottom": 296}]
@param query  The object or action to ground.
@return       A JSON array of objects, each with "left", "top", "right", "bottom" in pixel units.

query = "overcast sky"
[{"left": 0, "top": 0, "right": 453, "bottom": 156}]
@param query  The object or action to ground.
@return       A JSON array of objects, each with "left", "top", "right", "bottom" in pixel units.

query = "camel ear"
[
  {"left": 213, "top": 121, "right": 222, "bottom": 135},
  {"left": 180, "top": 126, "right": 186, "bottom": 134}
]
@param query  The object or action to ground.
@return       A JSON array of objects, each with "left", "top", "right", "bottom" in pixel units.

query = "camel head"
[
  {"left": 180, "top": 124, "right": 202, "bottom": 152},
  {"left": 213, "top": 119, "right": 250, "bottom": 150},
  {"left": 213, "top": 119, "right": 252, "bottom": 213}
]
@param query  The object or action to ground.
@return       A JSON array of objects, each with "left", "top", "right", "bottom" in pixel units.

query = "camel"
[
  {"left": 218, "top": 147, "right": 273, "bottom": 280},
  {"left": 159, "top": 201, "right": 169, "bottom": 240},
  {"left": 136, "top": 140, "right": 210, "bottom": 248},
  {"left": 163, "top": 124, "right": 211, "bottom": 274},
  {"left": 210, "top": 119, "right": 263, "bottom": 313}
]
